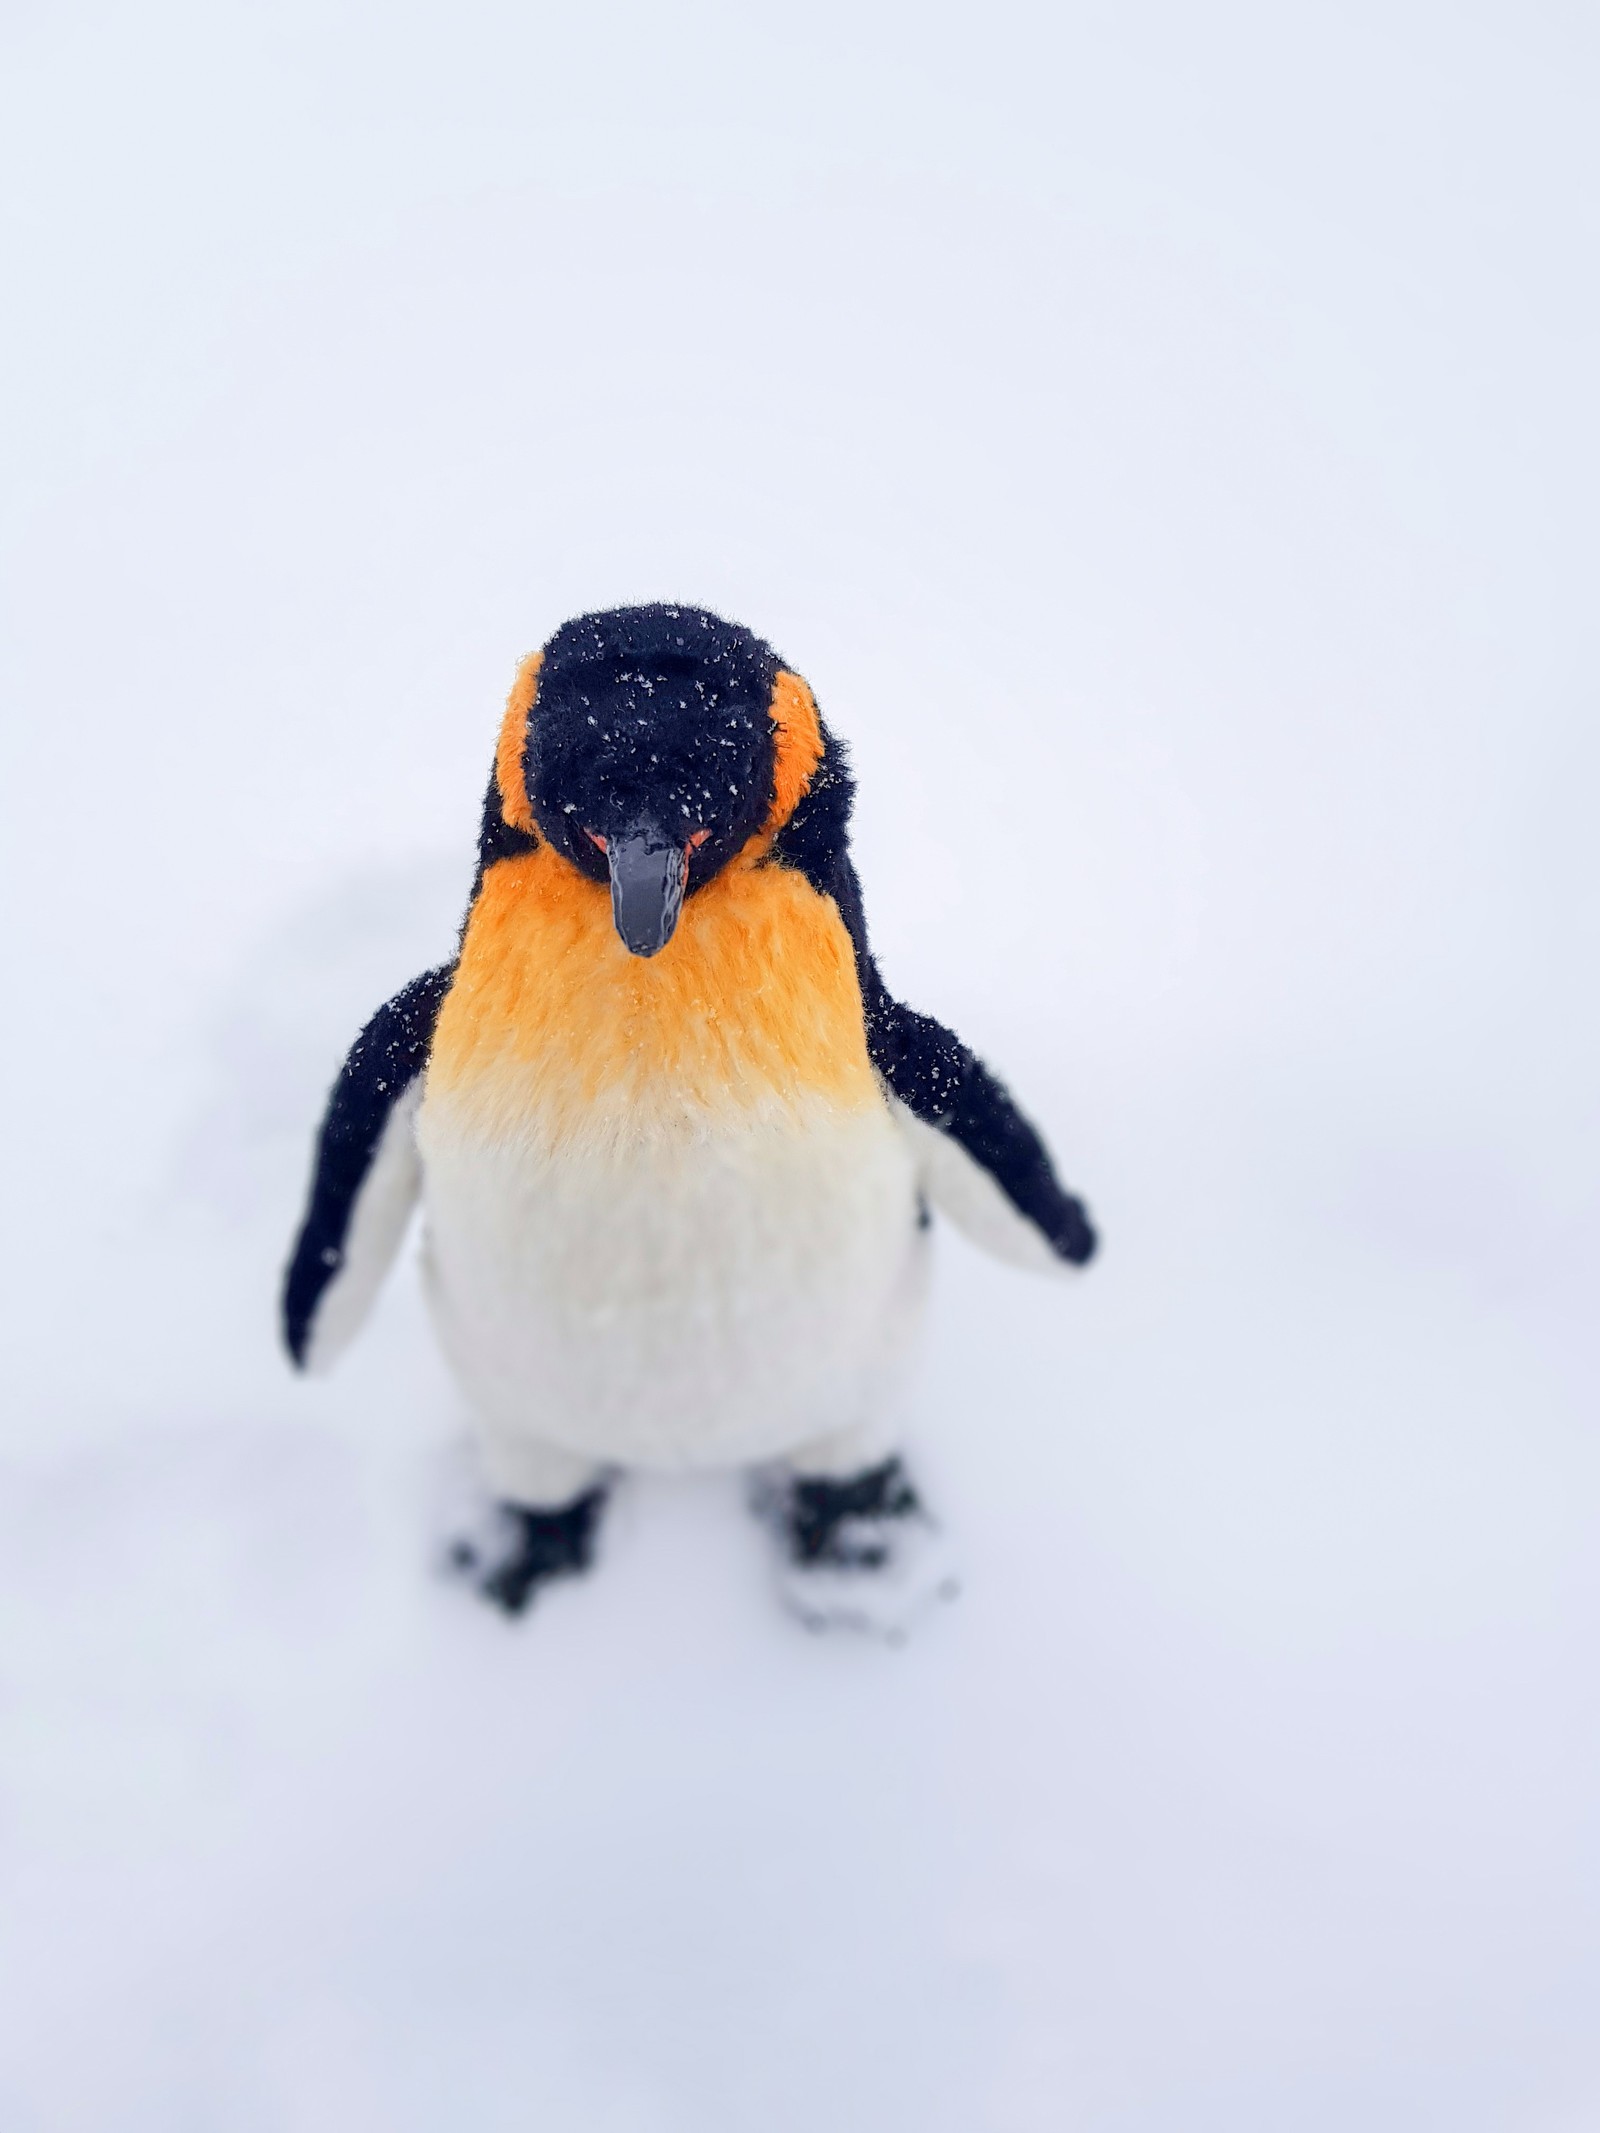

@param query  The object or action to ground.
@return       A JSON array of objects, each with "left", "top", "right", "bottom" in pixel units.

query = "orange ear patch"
[
  {"left": 764, "top": 669, "right": 825, "bottom": 838},
  {"left": 494, "top": 651, "right": 543, "bottom": 833}
]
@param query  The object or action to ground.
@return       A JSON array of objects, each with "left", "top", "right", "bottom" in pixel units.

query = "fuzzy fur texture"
[
  {"left": 890, "top": 1101, "right": 1077, "bottom": 1275},
  {"left": 418, "top": 834, "right": 927, "bottom": 1471},
  {"left": 427, "top": 840, "right": 865, "bottom": 1132},
  {"left": 282, "top": 964, "right": 453, "bottom": 1367},
  {"left": 493, "top": 650, "right": 542, "bottom": 834},
  {"left": 283, "top": 606, "right": 1097, "bottom": 1505}
]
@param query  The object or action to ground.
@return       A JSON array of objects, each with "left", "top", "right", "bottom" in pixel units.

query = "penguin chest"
[{"left": 413, "top": 849, "right": 921, "bottom": 1464}]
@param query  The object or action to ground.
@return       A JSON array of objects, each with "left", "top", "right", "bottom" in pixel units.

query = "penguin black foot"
[
  {"left": 754, "top": 1457, "right": 959, "bottom": 1643},
  {"left": 448, "top": 1486, "right": 609, "bottom": 1617}
]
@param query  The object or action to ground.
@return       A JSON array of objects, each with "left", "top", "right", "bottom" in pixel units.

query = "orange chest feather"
[{"left": 427, "top": 847, "right": 879, "bottom": 1127}]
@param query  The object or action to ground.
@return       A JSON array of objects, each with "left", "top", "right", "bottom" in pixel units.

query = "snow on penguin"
[{"left": 282, "top": 606, "right": 1097, "bottom": 1634}]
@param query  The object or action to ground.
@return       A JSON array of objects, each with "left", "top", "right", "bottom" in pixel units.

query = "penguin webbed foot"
[
  {"left": 756, "top": 1456, "right": 959, "bottom": 1642},
  {"left": 448, "top": 1486, "right": 608, "bottom": 1617}
]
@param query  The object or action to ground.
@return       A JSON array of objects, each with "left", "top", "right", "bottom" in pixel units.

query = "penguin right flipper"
[{"left": 281, "top": 964, "right": 454, "bottom": 1373}]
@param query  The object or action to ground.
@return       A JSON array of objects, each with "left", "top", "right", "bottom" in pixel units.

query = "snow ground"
[{"left": 1, "top": 2, "right": 1597, "bottom": 2126}]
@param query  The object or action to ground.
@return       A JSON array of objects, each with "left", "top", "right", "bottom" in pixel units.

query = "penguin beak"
[{"left": 606, "top": 823, "right": 688, "bottom": 958}]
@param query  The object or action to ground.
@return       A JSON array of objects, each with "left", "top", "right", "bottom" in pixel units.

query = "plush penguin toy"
[{"left": 283, "top": 606, "right": 1096, "bottom": 1633}]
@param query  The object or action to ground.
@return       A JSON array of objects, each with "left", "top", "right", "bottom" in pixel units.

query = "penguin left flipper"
[
  {"left": 824, "top": 859, "right": 1097, "bottom": 1275},
  {"left": 876, "top": 1003, "right": 1097, "bottom": 1275},
  {"left": 768, "top": 731, "right": 1097, "bottom": 1275},
  {"left": 281, "top": 964, "right": 454, "bottom": 1372}
]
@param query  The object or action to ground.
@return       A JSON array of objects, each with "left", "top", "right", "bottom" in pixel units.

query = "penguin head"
[{"left": 495, "top": 605, "right": 815, "bottom": 957}]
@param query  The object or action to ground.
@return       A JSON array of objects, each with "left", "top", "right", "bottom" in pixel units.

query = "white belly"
[{"left": 415, "top": 1088, "right": 924, "bottom": 1470}]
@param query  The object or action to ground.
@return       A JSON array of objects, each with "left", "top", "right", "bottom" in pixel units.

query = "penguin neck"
[{"left": 425, "top": 844, "right": 879, "bottom": 1144}]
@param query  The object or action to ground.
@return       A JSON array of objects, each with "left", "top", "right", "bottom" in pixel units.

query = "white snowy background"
[{"left": 2, "top": 1, "right": 1596, "bottom": 2126}]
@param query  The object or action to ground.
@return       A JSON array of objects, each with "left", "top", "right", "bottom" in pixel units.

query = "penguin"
[{"left": 282, "top": 606, "right": 1097, "bottom": 1634}]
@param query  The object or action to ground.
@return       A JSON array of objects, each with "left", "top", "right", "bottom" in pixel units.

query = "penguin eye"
[{"left": 585, "top": 830, "right": 608, "bottom": 853}]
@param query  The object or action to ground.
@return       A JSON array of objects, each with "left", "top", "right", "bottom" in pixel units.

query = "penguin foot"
[
  {"left": 754, "top": 1457, "right": 959, "bottom": 1643},
  {"left": 447, "top": 1486, "right": 609, "bottom": 1617}
]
